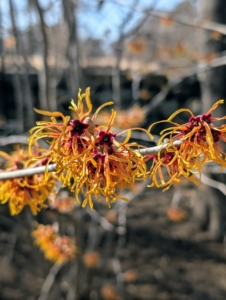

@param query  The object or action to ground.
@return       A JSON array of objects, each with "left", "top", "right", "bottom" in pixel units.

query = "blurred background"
[{"left": 1, "top": 0, "right": 226, "bottom": 299}]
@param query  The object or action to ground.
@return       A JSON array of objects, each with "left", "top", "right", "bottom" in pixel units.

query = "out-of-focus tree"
[
  {"left": 9, "top": 0, "right": 34, "bottom": 131},
  {"left": 198, "top": 0, "right": 226, "bottom": 116},
  {"left": 189, "top": 0, "right": 226, "bottom": 242},
  {"left": 62, "top": 0, "right": 82, "bottom": 99}
]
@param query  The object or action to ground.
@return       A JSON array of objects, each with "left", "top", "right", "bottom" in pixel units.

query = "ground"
[{"left": 1, "top": 186, "right": 226, "bottom": 300}]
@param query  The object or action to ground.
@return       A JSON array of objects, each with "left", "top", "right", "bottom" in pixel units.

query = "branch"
[
  {"left": 0, "top": 164, "right": 57, "bottom": 180},
  {"left": 143, "top": 51, "right": 226, "bottom": 115},
  {"left": 0, "top": 135, "right": 29, "bottom": 146},
  {"left": 200, "top": 173, "right": 226, "bottom": 196},
  {"left": 0, "top": 141, "right": 182, "bottom": 180},
  {"left": 38, "top": 263, "right": 63, "bottom": 300},
  {"left": 111, "top": 0, "right": 226, "bottom": 36}
]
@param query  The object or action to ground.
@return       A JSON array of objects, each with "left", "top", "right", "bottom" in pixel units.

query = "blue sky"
[
  {"left": 1, "top": 0, "right": 186, "bottom": 42},
  {"left": 78, "top": 0, "right": 186, "bottom": 42}
]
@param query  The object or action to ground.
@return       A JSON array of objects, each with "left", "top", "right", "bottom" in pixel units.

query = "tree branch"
[
  {"left": 111, "top": 0, "right": 226, "bottom": 36},
  {"left": 0, "top": 141, "right": 182, "bottom": 180}
]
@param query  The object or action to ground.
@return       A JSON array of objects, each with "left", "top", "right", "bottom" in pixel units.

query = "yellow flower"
[
  {"left": 0, "top": 146, "right": 56, "bottom": 215},
  {"left": 59, "top": 109, "right": 149, "bottom": 209},
  {"left": 32, "top": 224, "right": 76, "bottom": 264}
]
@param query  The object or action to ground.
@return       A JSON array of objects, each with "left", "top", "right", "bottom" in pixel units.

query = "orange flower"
[
  {"left": 149, "top": 100, "right": 226, "bottom": 174},
  {"left": 101, "top": 285, "right": 118, "bottom": 300},
  {"left": 32, "top": 223, "right": 76, "bottom": 264},
  {"left": 148, "top": 150, "right": 199, "bottom": 191},
  {"left": 167, "top": 207, "right": 187, "bottom": 222},
  {"left": 0, "top": 146, "right": 56, "bottom": 215},
  {"left": 60, "top": 110, "right": 148, "bottom": 209},
  {"left": 49, "top": 192, "right": 75, "bottom": 214},
  {"left": 83, "top": 252, "right": 100, "bottom": 268},
  {"left": 124, "top": 269, "right": 138, "bottom": 283}
]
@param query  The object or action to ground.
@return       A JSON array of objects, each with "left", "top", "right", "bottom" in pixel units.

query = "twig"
[
  {"left": 0, "top": 135, "right": 29, "bottom": 146},
  {"left": 112, "top": 178, "right": 151, "bottom": 289},
  {"left": 5, "top": 233, "right": 17, "bottom": 263},
  {"left": 38, "top": 263, "right": 63, "bottom": 300},
  {"left": 112, "top": 202, "right": 127, "bottom": 290},
  {"left": 143, "top": 51, "right": 226, "bottom": 115},
  {"left": 66, "top": 261, "right": 78, "bottom": 300},
  {"left": 0, "top": 164, "right": 57, "bottom": 180},
  {"left": 86, "top": 209, "right": 114, "bottom": 232},
  {"left": 171, "top": 189, "right": 182, "bottom": 208},
  {"left": 0, "top": 141, "right": 182, "bottom": 180},
  {"left": 200, "top": 173, "right": 226, "bottom": 196}
]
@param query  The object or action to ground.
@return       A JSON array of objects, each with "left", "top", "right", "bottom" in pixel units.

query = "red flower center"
[{"left": 69, "top": 119, "right": 89, "bottom": 135}]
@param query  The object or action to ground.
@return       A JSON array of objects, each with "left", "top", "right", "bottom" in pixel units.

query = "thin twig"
[
  {"left": 0, "top": 135, "right": 29, "bottom": 146},
  {"left": 38, "top": 263, "right": 63, "bottom": 300},
  {"left": 0, "top": 164, "right": 57, "bottom": 180},
  {"left": 143, "top": 51, "right": 226, "bottom": 115},
  {"left": 200, "top": 173, "right": 226, "bottom": 196},
  {"left": 170, "top": 189, "right": 182, "bottom": 208},
  {"left": 112, "top": 178, "right": 151, "bottom": 289},
  {"left": 86, "top": 209, "right": 114, "bottom": 232}
]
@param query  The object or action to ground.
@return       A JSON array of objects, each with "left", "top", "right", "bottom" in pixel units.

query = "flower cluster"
[
  {"left": 0, "top": 146, "right": 56, "bottom": 215},
  {"left": 32, "top": 223, "right": 76, "bottom": 264},
  {"left": 148, "top": 100, "right": 226, "bottom": 189},
  {"left": 29, "top": 88, "right": 151, "bottom": 209}
]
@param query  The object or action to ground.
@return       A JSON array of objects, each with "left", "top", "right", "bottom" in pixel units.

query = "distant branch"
[
  {"left": 38, "top": 263, "right": 63, "bottom": 300},
  {"left": 143, "top": 51, "right": 226, "bottom": 115},
  {"left": 111, "top": 0, "right": 226, "bottom": 36},
  {"left": 0, "top": 135, "right": 29, "bottom": 146},
  {"left": 200, "top": 173, "right": 226, "bottom": 196}
]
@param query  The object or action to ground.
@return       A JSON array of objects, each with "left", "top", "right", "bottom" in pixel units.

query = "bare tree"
[
  {"left": 8, "top": 0, "right": 24, "bottom": 133},
  {"left": 9, "top": 0, "right": 35, "bottom": 130},
  {"left": 31, "top": 0, "right": 57, "bottom": 112},
  {"left": 112, "top": 0, "right": 160, "bottom": 109}
]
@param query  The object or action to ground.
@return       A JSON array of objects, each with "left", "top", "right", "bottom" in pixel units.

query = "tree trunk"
[
  {"left": 193, "top": 0, "right": 226, "bottom": 241},
  {"left": 33, "top": 0, "right": 58, "bottom": 111},
  {"left": 62, "top": 0, "right": 81, "bottom": 99},
  {"left": 199, "top": 0, "right": 226, "bottom": 116}
]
